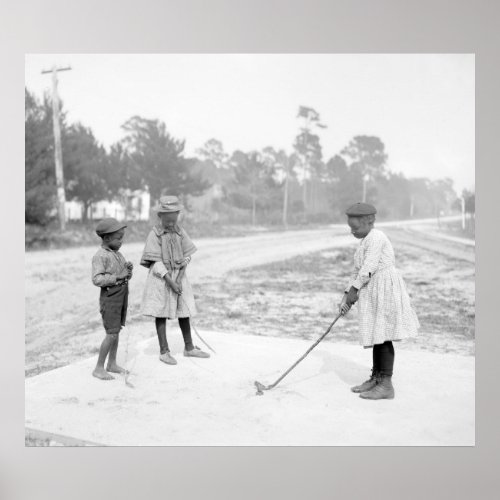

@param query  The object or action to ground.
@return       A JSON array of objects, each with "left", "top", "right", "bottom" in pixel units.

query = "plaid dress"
[
  {"left": 346, "top": 229, "right": 419, "bottom": 347},
  {"left": 140, "top": 225, "right": 197, "bottom": 319}
]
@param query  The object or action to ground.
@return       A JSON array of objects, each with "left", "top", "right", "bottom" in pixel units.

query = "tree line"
[{"left": 25, "top": 89, "right": 474, "bottom": 227}]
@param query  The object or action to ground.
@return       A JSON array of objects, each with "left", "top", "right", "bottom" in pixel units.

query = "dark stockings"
[
  {"left": 155, "top": 317, "right": 194, "bottom": 354},
  {"left": 155, "top": 318, "right": 168, "bottom": 354},
  {"left": 373, "top": 341, "right": 395, "bottom": 377},
  {"left": 178, "top": 317, "right": 194, "bottom": 351}
]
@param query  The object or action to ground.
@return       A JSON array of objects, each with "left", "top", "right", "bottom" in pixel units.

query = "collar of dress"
[
  {"left": 360, "top": 228, "right": 374, "bottom": 244},
  {"left": 153, "top": 224, "right": 182, "bottom": 236}
]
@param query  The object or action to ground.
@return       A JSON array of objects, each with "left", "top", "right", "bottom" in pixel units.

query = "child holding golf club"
[
  {"left": 91, "top": 218, "right": 133, "bottom": 380},
  {"left": 140, "top": 195, "right": 210, "bottom": 364},
  {"left": 339, "top": 202, "right": 419, "bottom": 400}
]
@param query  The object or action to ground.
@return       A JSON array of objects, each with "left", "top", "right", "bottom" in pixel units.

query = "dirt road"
[
  {"left": 25, "top": 224, "right": 474, "bottom": 375},
  {"left": 25, "top": 227, "right": 354, "bottom": 373},
  {"left": 25, "top": 221, "right": 475, "bottom": 446},
  {"left": 384, "top": 227, "right": 475, "bottom": 264}
]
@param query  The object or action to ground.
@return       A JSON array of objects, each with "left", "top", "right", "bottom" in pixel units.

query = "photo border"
[{"left": 6, "top": 1, "right": 497, "bottom": 499}]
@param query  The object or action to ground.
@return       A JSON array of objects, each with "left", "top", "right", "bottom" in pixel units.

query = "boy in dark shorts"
[{"left": 91, "top": 218, "right": 133, "bottom": 380}]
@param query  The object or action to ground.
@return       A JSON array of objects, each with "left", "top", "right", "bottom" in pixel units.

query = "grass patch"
[{"left": 194, "top": 245, "right": 475, "bottom": 356}]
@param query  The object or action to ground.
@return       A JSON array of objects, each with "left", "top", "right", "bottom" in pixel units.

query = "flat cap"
[
  {"left": 155, "top": 195, "right": 183, "bottom": 213},
  {"left": 95, "top": 217, "right": 127, "bottom": 237},
  {"left": 345, "top": 202, "right": 377, "bottom": 216}
]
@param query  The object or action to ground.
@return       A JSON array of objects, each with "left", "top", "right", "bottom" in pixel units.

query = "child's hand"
[
  {"left": 117, "top": 270, "right": 129, "bottom": 282},
  {"left": 345, "top": 287, "right": 359, "bottom": 307},
  {"left": 175, "top": 256, "right": 191, "bottom": 267},
  {"left": 126, "top": 261, "right": 134, "bottom": 270},
  {"left": 175, "top": 280, "right": 183, "bottom": 294},
  {"left": 338, "top": 295, "right": 351, "bottom": 315},
  {"left": 170, "top": 282, "right": 182, "bottom": 295}
]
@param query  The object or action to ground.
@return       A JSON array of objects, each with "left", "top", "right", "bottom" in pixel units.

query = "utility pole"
[
  {"left": 362, "top": 173, "right": 370, "bottom": 202},
  {"left": 41, "top": 65, "right": 71, "bottom": 231},
  {"left": 461, "top": 196, "right": 466, "bottom": 230},
  {"left": 282, "top": 156, "right": 290, "bottom": 229}
]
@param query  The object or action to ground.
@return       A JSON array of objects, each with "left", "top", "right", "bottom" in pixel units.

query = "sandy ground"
[
  {"left": 194, "top": 243, "right": 474, "bottom": 357},
  {"left": 25, "top": 326, "right": 474, "bottom": 446},
  {"left": 25, "top": 219, "right": 473, "bottom": 367},
  {"left": 25, "top": 220, "right": 475, "bottom": 446},
  {"left": 25, "top": 227, "right": 354, "bottom": 375}
]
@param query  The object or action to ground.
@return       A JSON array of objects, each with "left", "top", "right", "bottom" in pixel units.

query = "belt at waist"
[{"left": 103, "top": 281, "right": 128, "bottom": 291}]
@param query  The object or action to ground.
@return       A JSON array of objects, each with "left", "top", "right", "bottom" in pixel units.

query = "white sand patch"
[{"left": 25, "top": 325, "right": 474, "bottom": 446}]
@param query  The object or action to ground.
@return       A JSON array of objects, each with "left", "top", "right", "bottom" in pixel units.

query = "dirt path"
[
  {"left": 25, "top": 224, "right": 474, "bottom": 375},
  {"left": 384, "top": 227, "right": 475, "bottom": 263},
  {"left": 25, "top": 228, "right": 354, "bottom": 371},
  {"left": 25, "top": 221, "right": 475, "bottom": 446}
]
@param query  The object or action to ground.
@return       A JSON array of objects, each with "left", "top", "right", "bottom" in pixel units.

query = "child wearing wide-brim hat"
[
  {"left": 339, "top": 202, "right": 419, "bottom": 400},
  {"left": 140, "top": 195, "right": 209, "bottom": 364},
  {"left": 91, "top": 218, "right": 134, "bottom": 380}
]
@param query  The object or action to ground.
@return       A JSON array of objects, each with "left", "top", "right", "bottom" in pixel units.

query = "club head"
[{"left": 254, "top": 381, "right": 267, "bottom": 396}]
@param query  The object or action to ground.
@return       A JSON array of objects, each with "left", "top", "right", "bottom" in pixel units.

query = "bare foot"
[
  {"left": 106, "top": 363, "right": 129, "bottom": 374},
  {"left": 92, "top": 367, "right": 114, "bottom": 380}
]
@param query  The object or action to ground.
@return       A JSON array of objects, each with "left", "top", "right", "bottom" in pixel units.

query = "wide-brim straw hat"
[{"left": 155, "top": 195, "right": 183, "bottom": 213}]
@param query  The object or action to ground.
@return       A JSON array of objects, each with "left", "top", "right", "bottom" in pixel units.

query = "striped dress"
[{"left": 346, "top": 228, "right": 419, "bottom": 347}]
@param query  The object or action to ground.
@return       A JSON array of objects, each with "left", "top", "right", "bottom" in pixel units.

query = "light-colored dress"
[
  {"left": 140, "top": 225, "right": 197, "bottom": 319},
  {"left": 345, "top": 228, "right": 419, "bottom": 347}
]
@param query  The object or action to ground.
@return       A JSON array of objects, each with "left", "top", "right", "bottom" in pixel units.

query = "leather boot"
[
  {"left": 359, "top": 375, "right": 395, "bottom": 400},
  {"left": 351, "top": 369, "right": 378, "bottom": 393}
]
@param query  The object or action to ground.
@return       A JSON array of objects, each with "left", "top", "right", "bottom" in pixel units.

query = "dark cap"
[
  {"left": 345, "top": 202, "right": 377, "bottom": 216},
  {"left": 95, "top": 217, "right": 127, "bottom": 237}
]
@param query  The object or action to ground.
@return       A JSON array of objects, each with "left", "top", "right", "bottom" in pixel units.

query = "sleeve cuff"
[
  {"left": 152, "top": 261, "right": 169, "bottom": 278},
  {"left": 352, "top": 279, "right": 363, "bottom": 290}
]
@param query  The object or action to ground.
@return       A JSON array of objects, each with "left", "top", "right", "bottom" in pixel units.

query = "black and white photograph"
[{"left": 24, "top": 53, "right": 475, "bottom": 447}]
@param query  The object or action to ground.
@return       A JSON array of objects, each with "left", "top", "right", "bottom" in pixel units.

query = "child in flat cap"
[
  {"left": 140, "top": 196, "right": 209, "bottom": 364},
  {"left": 339, "top": 202, "right": 419, "bottom": 400},
  {"left": 91, "top": 218, "right": 134, "bottom": 380}
]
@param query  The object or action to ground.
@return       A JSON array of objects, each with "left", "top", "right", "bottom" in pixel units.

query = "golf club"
[{"left": 254, "top": 312, "right": 343, "bottom": 395}]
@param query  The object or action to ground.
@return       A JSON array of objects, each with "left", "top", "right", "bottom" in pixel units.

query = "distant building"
[
  {"left": 187, "top": 184, "right": 224, "bottom": 222},
  {"left": 66, "top": 190, "right": 151, "bottom": 221}
]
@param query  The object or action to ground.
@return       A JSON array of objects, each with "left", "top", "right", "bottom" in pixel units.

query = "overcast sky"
[{"left": 25, "top": 54, "right": 474, "bottom": 192}]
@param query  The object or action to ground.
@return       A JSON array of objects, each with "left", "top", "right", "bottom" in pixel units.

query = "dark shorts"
[{"left": 99, "top": 283, "right": 128, "bottom": 335}]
